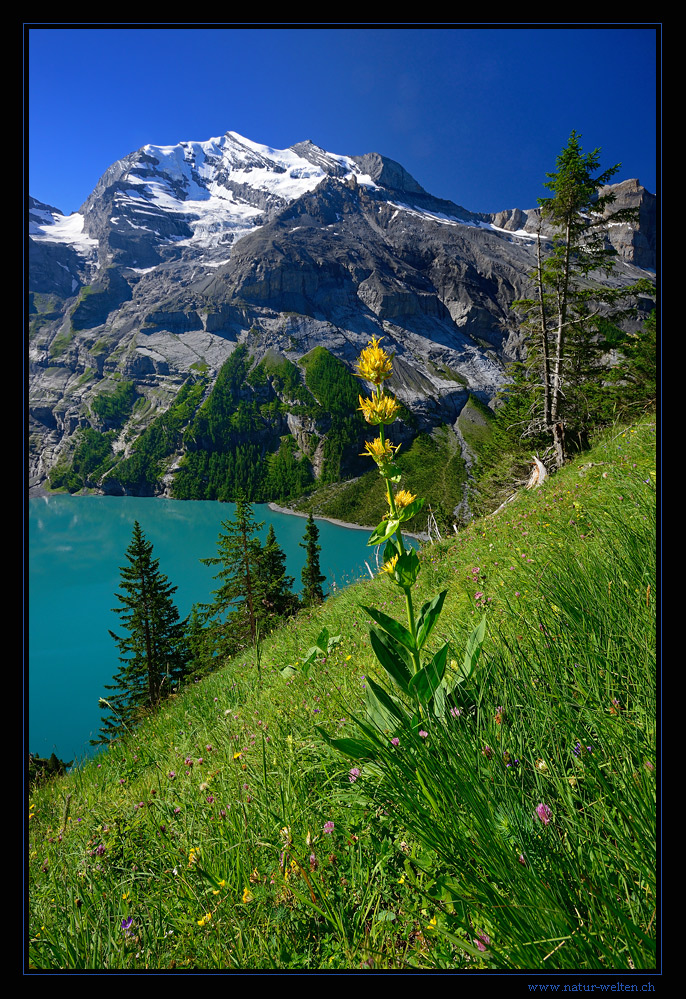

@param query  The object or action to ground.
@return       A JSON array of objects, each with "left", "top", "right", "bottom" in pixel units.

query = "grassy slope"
[{"left": 27, "top": 417, "right": 657, "bottom": 971}]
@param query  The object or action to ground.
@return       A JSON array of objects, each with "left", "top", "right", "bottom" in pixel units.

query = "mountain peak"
[{"left": 29, "top": 128, "right": 655, "bottom": 498}]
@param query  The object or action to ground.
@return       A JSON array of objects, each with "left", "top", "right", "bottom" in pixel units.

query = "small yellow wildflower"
[
  {"left": 233, "top": 751, "right": 242, "bottom": 761},
  {"left": 355, "top": 336, "right": 394, "bottom": 384},
  {"left": 187, "top": 847, "right": 200, "bottom": 868},
  {"left": 242, "top": 887, "right": 254, "bottom": 903},
  {"left": 380, "top": 554, "right": 399, "bottom": 576},
  {"left": 358, "top": 392, "right": 401, "bottom": 425},
  {"left": 197, "top": 912, "right": 212, "bottom": 927}
]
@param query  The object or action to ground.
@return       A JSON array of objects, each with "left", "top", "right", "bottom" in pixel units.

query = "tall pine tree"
[
  {"left": 300, "top": 513, "right": 326, "bottom": 606},
  {"left": 94, "top": 521, "right": 187, "bottom": 744}
]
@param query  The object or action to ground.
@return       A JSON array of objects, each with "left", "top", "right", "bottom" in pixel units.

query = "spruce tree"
[
  {"left": 94, "top": 521, "right": 187, "bottom": 744},
  {"left": 258, "top": 523, "right": 298, "bottom": 622},
  {"left": 300, "top": 513, "right": 326, "bottom": 606},
  {"left": 606, "top": 309, "right": 657, "bottom": 419},
  {"left": 512, "top": 130, "right": 654, "bottom": 466},
  {"left": 183, "top": 604, "right": 215, "bottom": 680},
  {"left": 200, "top": 496, "right": 264, "bottom": 653}
]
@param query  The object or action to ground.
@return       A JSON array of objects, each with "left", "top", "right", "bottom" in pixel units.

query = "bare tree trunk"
[
  {"left": 536, "top": 228, "right": 552, "bottom": 431},
  {"left": 549, "top": 219, "right": 573, "bottom": 467}
]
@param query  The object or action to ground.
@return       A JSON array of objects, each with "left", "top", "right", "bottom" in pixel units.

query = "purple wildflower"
[
  {"left": 536, "top": 803, "right": 552, "bottom": 826},
  {"left": 349, "top": 768, "right": 361, "bottom": 782},
  {"left": 475, "top": 932, "right": 491, "bottom": 952},
  {"left": 419, "top": 730, "right": 428, "bottom": 739},
  {"left": 323, "top": 821, "right": 334, "bottom": 834}
]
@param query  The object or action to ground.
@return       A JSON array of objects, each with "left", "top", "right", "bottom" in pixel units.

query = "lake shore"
[
  {"left": 267, "top": 502, "right": 429, "bottom": 542},
  {"left": 28, "top": 487, "right": 430, "bottom": 541}
]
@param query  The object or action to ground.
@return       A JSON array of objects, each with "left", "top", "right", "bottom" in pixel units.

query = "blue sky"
[{"left": 27, "top": 25, "right": 659, "bottom": 216}]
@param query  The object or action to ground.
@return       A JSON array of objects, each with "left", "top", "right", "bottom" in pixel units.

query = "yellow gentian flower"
[
  {"left": 361, "top": 437, "right": 400, "bottom": 467},
  {"left": 392, "top": 489, "right": 416, "bottom": 511},
  {"left": 358, "top": 392, "right": 401, "bottom": 426},
  {"left": 355, "top": 336, "right": 394, "bottom": 385}
]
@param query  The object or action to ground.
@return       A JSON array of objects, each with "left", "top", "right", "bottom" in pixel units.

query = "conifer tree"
[
  {"left": 607, "top": 308, "right": 657, "bottom": 419},
  {"left": 512, "top": 130, "right": 654, "bottom": 466},
  {"left": 258, "top": 523, "right": 299, "bottom": 622},
  {"left": 200, "top": 496, "right": 264, "bottom": 653},
  {"left": 300, "top": 513, "right": 326, "bottom": 606},
  {"left": 94, "top": 521, "right": 187, "bottom": 744},
  {"left": 183, "top": 604, "right": 215, "bottom": 680}
]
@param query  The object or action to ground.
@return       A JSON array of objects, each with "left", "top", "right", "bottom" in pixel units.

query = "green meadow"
[{"left": 28, "top": 417, "right": 656, "bottom": 971}]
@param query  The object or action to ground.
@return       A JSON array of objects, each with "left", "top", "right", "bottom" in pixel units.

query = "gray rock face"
[
  {"left": 597, "top": 178, "right": 657, "bottom": 269},
  {"left": 28, "top": 131, "right": 656, "bottom": 493}
]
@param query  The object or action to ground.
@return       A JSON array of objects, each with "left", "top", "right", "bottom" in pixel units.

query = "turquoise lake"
[{"left": 29, "top": 494, "right": 392, "bottom": 764}]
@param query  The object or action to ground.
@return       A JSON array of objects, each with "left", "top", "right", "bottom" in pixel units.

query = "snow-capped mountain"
[{"left": 28, "top": 130, "right": 656, "bottom": 497}]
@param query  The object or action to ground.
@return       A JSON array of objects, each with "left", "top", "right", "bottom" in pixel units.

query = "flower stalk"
[{"left": 317, "top": 337, "right": 486, "bottom": 759}]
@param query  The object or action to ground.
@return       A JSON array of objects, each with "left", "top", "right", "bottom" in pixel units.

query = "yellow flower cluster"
[
  {"left": 355, "top": 335, "right": 393, "bottom": 384},
  {"left": 393, "top": 489, "right": 416, "bottom": 512},
  {"left": 358, "top": 392, "right": 401, "bottom": 426},
  {"left": 361, "top": 437, "right": 401, "bottom": 475},
  {"left": 361, "top": 437, "right": 399, "bottom": 462},
  {"left": 355, "top": 338, "right": 405, "bottom": 480}
]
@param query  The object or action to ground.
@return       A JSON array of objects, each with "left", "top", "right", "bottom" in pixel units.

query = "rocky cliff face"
[{"left": 28, "top": 131, "right": 656, "bottom": 495}]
